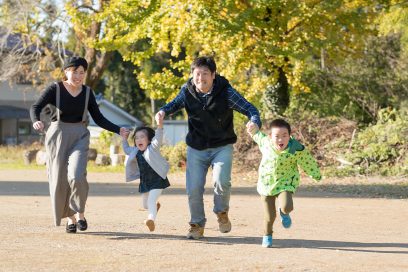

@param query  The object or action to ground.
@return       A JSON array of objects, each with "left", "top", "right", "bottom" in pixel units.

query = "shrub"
[
  {"left": 161, "top": 142, "right": 187, "bottom": 171},
  {"left": 343, "top": 107, "right": 408, "bottom": 176}
]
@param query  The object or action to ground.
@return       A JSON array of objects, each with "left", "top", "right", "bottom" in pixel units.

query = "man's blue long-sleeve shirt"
[{"left": 160, "top": 84, "right": 262, "bottom": 128}]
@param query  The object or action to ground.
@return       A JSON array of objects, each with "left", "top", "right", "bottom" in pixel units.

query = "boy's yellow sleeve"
[
  {"left": 252, "top": 130, "right": 268, "bottom": 147},
  {"left": 296, "top": 149, "right": 322, "bottom": 181}
]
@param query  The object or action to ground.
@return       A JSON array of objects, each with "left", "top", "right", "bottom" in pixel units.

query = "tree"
[
  {"left": 0, "top": 0, "right": 65, "bottom": 87},
  {"left": 0, "top": 0, "right": 118, "bottom": 90},
  {"left": 289, "top": 33, "right": 408, "bottom": 123},
  {"left": 95, "top": 51, "right": 151, "bottom": 125},
  {"left": 80, "top": 0, "right": 392, "bottom": 115},
  {"left": 378, "top": 1, "right": 408, "bottom": 53},
  {"left": 65, "top": 0, "right": 115, "bottom": 89}
]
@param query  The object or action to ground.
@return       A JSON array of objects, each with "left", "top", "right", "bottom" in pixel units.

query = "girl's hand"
[
  {"left": 33, "top": 121, "right": 44, "bottom": 132},
  {"left": 155, "top": 110, "right": 165, "bottom": 128}
]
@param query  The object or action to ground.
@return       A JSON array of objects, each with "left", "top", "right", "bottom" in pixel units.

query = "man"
[{"left": 155, "top": 56, "right": 261, "bottom": 239}]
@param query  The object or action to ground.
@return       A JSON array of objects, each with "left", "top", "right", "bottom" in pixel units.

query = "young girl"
[
  {"left": 247, "top": 119, "right": 321, "bottom": 248},
  {"left": 121, "top": 118, "right": 170, "bottom": 232}
]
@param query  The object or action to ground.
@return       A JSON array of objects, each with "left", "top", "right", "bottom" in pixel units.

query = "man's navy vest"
[{"left": 184, "top": 75, "right": 237, "bottom": 150}]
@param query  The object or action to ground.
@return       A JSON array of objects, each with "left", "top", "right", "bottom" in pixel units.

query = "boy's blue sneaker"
[
  {"left": 262, "top": 235, "right": 273, "bottom": 248},
  {"left": 279, "top": 208, "right": 292, "bottom": 229}
]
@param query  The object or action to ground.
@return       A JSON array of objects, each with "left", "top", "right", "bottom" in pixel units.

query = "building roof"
[
  {"left": 94, "top": 93, "right": 142, "bottom": 127},
  {"left": 0, "top": 105, "right": 30, "bottom": 119}
]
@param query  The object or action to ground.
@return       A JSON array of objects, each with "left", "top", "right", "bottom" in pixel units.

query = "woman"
[{"left": 30, "top": 56, "right": 128, "bottom": 233}]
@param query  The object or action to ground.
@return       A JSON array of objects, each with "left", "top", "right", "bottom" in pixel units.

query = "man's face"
[
  {"left": 269, "top": 127, "right": 290, "bottom": 152},
  {"left": 192, "top": 66, "right": 215, "bottom": 93}
]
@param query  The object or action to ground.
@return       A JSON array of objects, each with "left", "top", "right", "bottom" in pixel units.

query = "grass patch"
[{"left": 0, "top": 163, "right": 45, "bottom": 170}]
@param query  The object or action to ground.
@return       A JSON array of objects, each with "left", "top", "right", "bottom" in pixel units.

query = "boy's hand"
[{"left": 246, "top": 121, "right": 259, "bottom": 136}]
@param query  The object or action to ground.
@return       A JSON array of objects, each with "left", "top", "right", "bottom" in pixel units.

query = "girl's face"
[
  {"left": 135, "top": 130, "right": 150, "bottom": 151},
  {"left": 269, "top": 127, "right": 290, "bottom": 152},
  {"left": 65, "top": 66, "right": 86, "bottom": 88}
]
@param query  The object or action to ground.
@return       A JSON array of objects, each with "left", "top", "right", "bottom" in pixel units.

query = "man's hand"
[
  {"left": 33, "top": 121, "right": 44, "bottom": 132},
  {"left": 155, "top": 110, "right": 165, "bottom": 128},
  {"left": 246, "top": 121, "right": 259, "bottom": 136}
]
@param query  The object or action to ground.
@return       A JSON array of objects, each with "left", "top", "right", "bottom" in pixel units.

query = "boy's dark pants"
[{"left": 261, "top": 191, "right": 293, "bottom": 235}]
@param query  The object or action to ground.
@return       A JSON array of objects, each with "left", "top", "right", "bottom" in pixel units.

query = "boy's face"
[
  {"left": 269, "top": 127, "right": 290, "bottom": 151},
  {"left": 135, "top": 130, "right": 150, "bottom": 151}
]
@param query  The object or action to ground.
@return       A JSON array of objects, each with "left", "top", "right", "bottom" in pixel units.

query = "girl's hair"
[
  {"left": 132, "top": 126, "right": 155, "bottom": 143},
  {"left": 270, "top": 119, "right": 291, "bottom": 134}
]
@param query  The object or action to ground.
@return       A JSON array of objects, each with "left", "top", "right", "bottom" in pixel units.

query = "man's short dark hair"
[
  {"left": 133, "top": 126, "right": 155, "bottom": 143},
  {"left": 191, "top": 56, "right": 216, "bottom": 74},
  {"left": 270, "top": 119, "right": 291, "bottom": 134}
]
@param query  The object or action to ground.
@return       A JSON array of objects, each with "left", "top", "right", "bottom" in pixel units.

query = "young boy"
[{"left": 247, "top": 118, "right": 321, "bottom": 248}]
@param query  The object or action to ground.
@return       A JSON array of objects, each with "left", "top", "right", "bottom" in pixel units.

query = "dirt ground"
[{"left": 0, "top": 169, "right": 407, "bottom": 272}]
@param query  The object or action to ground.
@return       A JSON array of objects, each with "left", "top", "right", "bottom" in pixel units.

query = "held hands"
[
  {"left": 119, "top": 127, "right": 130, "bottom": 140},
  {"left": 155, "top": 110, "right": 165, "bottom": 128},
  {"left": 33, "top": 121, "right": 44, "bottom": 132},
  {"left": 246, "top": 121, "right": 259, "bottom": 136}
]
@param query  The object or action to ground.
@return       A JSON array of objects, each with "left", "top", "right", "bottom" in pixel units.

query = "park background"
[
  {"left": 0, "top": 1, "right": 407, "bottom": 272},
  {"left": 0, "top": 0, "right": 407, "bottom": 179}
]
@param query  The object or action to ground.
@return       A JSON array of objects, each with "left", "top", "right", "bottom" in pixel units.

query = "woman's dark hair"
[
  {"left": 132, "top": 126, "right": 155, "bottom": 144},
  {"left": 269, "top": 119, "right": 291, "bottom": 134},
  {"left": 191, "top": 56, "right": 216, "bottom": 73},
  {"left": 63, "top": 56, "right": 88, "bottom": 71}
]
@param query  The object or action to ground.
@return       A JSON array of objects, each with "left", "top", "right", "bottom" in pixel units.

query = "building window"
[{"left": 18, "top": 122, "right": 31, "bottom": 135}]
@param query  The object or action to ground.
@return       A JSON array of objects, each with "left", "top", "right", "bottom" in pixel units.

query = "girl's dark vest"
[{"left": 184, "top": 75, "right": 237, "bottom": 150}]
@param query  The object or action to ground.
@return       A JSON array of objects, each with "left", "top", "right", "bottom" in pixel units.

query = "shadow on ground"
[
  {"left": 0, "top": 181, "right": 406, "bottom": 198},
  {"left": 81, "top": 231, "right": 408, "bottom": 254}
]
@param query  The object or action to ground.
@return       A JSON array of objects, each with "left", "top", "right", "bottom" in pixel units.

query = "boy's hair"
[
  {"left": 270, "top": 119, "right": 291, "bottom": 134},
  {"left": 132, "top": 126, "right": 155, "bottom": 143},
  {"left": 191, "top": 56, "right": 216, "bottom": 74}
]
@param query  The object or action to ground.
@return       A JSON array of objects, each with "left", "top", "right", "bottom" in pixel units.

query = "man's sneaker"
[
  {"left": 279, "top": 208, "right": 292, "bottom": 229},
  {"left": 217, "top": 212, "right": 232, "bottom": 233},
  {"left": 144, "top": 219, "right": 155, "bottom": 232},
  {"left": 186, "top": 223, "right": 204, "bottom": 240},
  {"left": 262, "top": 235, "right": 273, "bottom": 248}
]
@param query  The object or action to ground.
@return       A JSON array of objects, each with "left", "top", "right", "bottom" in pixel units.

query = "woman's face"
[
  {"left": 269, "top": 127, "right": 290, "bottom": 152},
  {"left": 135, "top": 130, "right": 150, "bottom": 151},
  {"left": 65, "top": 66, "right": 86, "bottom": 88}
]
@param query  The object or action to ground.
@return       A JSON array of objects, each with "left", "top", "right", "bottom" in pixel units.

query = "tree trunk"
[{"left": 262, "top": 67, "right": 290, "bottom": 117}]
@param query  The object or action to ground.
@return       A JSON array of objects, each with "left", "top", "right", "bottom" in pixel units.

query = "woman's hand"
[
  {"left": 119, "top": 127, "right": 130, "bottom": 140},
  {"left": 33, "top": 121, "right": 44, "bottom": 132}
]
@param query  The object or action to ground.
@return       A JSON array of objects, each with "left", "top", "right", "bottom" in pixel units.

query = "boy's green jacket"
[{"left": 252, "top": 131, "right": 321, "bottom": 196}]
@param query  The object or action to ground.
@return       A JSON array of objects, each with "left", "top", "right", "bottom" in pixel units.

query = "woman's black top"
[{"left": 30, "top": 82, "right": 120, "bottom": 134}]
